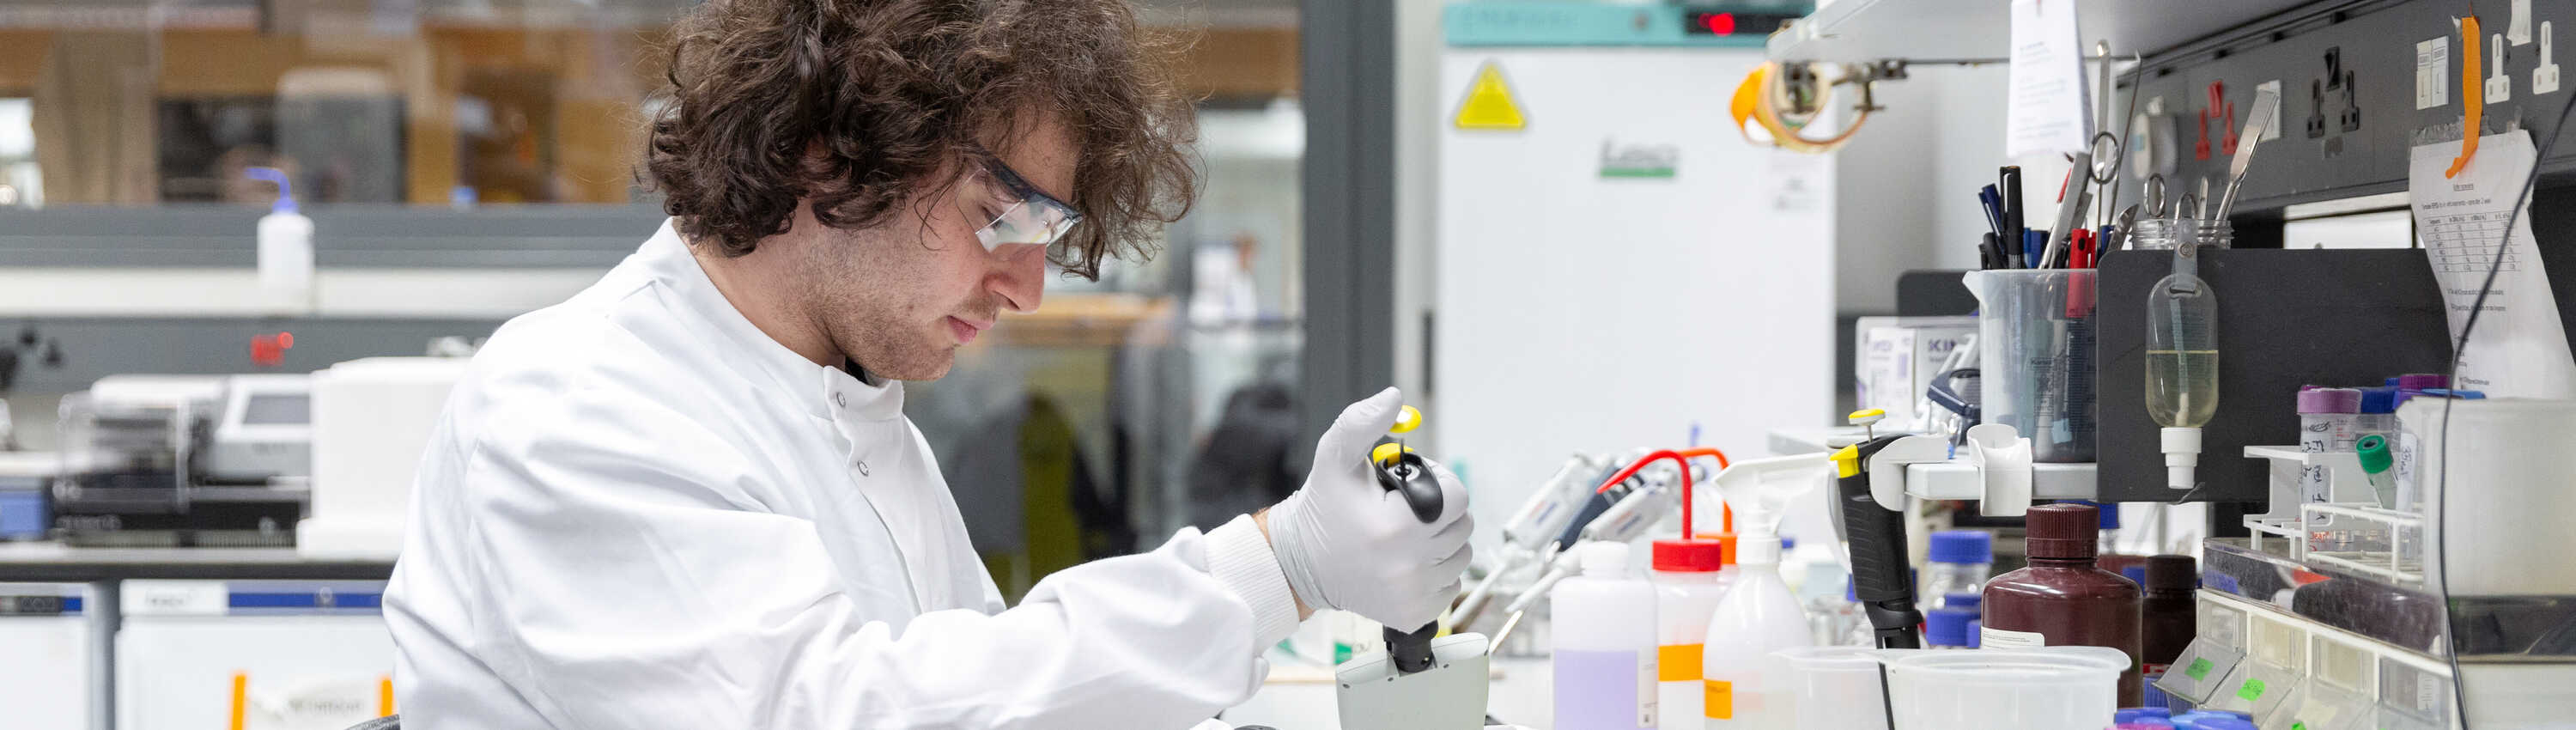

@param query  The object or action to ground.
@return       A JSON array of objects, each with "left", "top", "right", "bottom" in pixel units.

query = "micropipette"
[{"left": 1449, "top": 453, "right": 1604, "bottom": 630}]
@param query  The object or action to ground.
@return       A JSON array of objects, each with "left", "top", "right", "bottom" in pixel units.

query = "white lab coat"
[{"left": 384, "top": 221, "right": 1302, "bottom": 729}]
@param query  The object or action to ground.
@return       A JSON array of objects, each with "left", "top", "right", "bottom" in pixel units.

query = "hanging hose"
[{"left": 1593, "top": 447, "right": 1733, "bottom": 542}]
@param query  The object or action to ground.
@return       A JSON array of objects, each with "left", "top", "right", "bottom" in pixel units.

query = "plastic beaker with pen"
[{"left": 1965, "top": 271, "right": 2099, "bottom": 463}]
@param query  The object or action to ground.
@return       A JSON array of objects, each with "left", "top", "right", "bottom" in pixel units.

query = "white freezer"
[
  {"left": 0, "top": 584, "right": 92, "bottom": 730},
  {"left": 117, "top": 580, "right": 396, "bottom": 730},
  {"left": 1437, "top": 19, "right": 1836, "bottom": 553}
]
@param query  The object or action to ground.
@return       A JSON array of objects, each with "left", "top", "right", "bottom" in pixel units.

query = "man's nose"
[{"left": 988, "top": 245, "right": 1046, "bottom": 313}]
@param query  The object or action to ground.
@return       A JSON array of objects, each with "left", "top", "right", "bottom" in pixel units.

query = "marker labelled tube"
[{"left": 2357, "top": 435, "right": 2398, "bottom": 509}]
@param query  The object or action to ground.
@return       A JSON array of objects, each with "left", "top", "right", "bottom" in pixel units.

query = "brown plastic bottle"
[
  {"left": 1981, "top": 503, "right": 2144, "bottom": 704},
  {"left": 2140, "top": 554, "right": 2199, "bottom": 678}
]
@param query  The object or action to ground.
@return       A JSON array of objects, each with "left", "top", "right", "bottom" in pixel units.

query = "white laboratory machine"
[
  {"left": 1434, "top": 1, "right": 1836, "bottom": 551},
  {"left": 0, "top": 583, "right": 92, "bottom": 730},
  {"left": 204, "top": 374, "right": 314, "bottom": 484},
  {"left": 118, "top": 580, "right": 396, "bottom": 730},
  {"left": 53, "top": 375, "right": 311, "bottom": 546},
  {"left": 298, "top": 356, "right": 469, "bottom": 558}
]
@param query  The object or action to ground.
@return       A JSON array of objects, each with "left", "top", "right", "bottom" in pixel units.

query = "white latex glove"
[{"left": 1266, "top": 387, "right": 1473, "bottom": 630}]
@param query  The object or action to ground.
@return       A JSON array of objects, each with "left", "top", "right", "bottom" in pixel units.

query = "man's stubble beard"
[{"left": 799, "top": 228, "right": 957, "bottom": 382}]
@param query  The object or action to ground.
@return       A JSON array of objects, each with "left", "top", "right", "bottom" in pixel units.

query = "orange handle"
[{"left": 2450, "top": 15, "right": 2484, "bottom": 179}]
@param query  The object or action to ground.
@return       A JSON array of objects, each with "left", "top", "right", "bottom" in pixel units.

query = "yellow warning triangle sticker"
[{"left": 1454, "top": 62, "right": 1526, "bottom": 131}]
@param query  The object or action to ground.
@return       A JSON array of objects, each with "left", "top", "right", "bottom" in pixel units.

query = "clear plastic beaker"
[
  {"left": 1965, "top": 271, "right": 2099, "bottom": 463},
  {"left": 1771, "top": 646, "right": 1891, "bottom": 730},
  {"left": 2125, "top": 218, "right": 2234, "bottom": 251},
  {"left": 1887, "top": 647, "right": 2126, "bottom": 730}
]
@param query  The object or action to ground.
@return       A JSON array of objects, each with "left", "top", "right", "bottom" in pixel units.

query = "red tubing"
[{"left": 1593, "top": 447, "right": 1733, "bottom": 542}]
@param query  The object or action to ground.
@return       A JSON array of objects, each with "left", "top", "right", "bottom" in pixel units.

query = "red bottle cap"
[
  {"left": 1653, "top": 538, "right": 1727, "bottom": 572},
  {"left": 2025, "top": 503, "right": 2099, "bottom": 560}
]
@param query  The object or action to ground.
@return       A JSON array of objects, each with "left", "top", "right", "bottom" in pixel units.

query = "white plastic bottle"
[
  {"left": 1555, "top": 541, "right": 1659, "bottom": 730},
  {"left": 1701, "top": 534, "right": 1810, "bottom": 729},
  {"left": 1650, "top": 538, "right": 1730, "bottom": 724},
  {"left": 245, "top": 167, "right": 314, "bottom": 310}
]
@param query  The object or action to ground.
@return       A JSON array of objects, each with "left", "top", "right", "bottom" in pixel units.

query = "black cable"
[{"left": 2432, "top": 63, "right": 2576, "bottom": 729}]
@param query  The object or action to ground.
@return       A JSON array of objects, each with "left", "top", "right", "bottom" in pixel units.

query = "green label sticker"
[
  {"left": 2292, "top": 722, "right": 2307, "bottom": 730},
  {"left": 2238, "top": 678, "right": 2268, "bottom": 702},
  {"left": 2186, "top": 658, "right": 2215, "bottom": 680}
]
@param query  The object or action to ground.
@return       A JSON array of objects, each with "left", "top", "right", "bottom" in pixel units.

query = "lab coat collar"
[{"left": 635, "top": 219, "right": 905, "bottom": 423}]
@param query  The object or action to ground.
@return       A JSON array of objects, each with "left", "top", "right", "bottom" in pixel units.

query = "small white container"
[
  {"left": 245, "top": 167, "right": 314, "bottom": 311},
  {"left": 1554, "top": 541, "right": 1659, "bottom": 730},
  {"left": 1651, "top": 538, "right": 1732, "bottom": 723},
  {"left": 1886, "top": 647, "right": 2126, "bottom": 730}
]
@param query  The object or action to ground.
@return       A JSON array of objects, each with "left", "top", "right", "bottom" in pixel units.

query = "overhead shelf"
[
  {"left": 1905, "top": 459, "right": 2097, "bottom": 501},
  {"left": 1766, "top": 0, "right": 2326, "bottom": 64},
  {"left": 1766, "top": 429, "right": 2098, "bottom": 502}
]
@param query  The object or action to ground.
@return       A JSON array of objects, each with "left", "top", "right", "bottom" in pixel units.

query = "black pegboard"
[
  {"left": 2115, "top": 0, "right": 2576, "bottom": 212},
  {"left": 2079, "top": 0, "right": 2576, "bottom": 505},
  {"left": 2093, "top": 248, "right": 2452, "bottom": 504}
]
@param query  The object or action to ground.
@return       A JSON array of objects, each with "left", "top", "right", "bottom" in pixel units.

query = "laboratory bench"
[
  {"left": 1226, "top": 655, "right": 1554, "bottom": 730},
  {"left": 0, "top": 543, "right": 396, "bottom": 583}
]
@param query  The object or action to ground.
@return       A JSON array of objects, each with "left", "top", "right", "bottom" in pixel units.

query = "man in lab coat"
[{"left": 380, "top": 1, "right": 1473, "bottom": 727}]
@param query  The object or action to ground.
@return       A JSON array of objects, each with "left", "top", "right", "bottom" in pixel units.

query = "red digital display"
[{"left": 1681, "top": 10, "right": 1795, "bottom": 37}]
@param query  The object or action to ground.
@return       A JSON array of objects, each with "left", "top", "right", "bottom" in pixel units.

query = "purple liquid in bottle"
[{"left": 1555, "top": 648, "right": 1655, "bottom": 730}]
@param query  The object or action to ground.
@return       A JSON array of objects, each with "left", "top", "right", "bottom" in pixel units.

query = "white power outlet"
[
  {"left": 2537, "top": 21, "right": 2561, "bottom": 95},
  {"left": 2488, "top": 33, "right": 2515, "bottom": 102}
]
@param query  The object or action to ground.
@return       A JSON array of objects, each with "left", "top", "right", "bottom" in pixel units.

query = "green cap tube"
[{"left": 2356, "top": 434, "right": 2394, "bottom": 474}]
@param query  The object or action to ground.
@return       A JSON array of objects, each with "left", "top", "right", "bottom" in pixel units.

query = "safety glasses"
[{"left": 969, "top": 148, "right": 1081, "bottom": 252}]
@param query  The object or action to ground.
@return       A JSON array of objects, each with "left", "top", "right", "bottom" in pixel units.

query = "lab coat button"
[{"left": 834, "top": 392, "right": 848, "bottom": 408}]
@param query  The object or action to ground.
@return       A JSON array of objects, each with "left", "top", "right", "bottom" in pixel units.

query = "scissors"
[
  {"left": 1926, "top": 368, "right": 1983, "bottom": 447},
  {"left": 2144, "top": 173, "right": 2169, "bottom": 218}
]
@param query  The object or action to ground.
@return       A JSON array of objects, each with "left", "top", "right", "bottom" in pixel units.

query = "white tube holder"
[
  {"left": 2241, "top": 445, "right": 2380, "bottom": 561},
  {"left": 1965, "top": 423, "right": 2035, "bottom": 517}
]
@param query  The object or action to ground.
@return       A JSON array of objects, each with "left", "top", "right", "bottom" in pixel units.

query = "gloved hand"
[{"left": 1266, "top": 387, "right": 1473, "bottom": 630}]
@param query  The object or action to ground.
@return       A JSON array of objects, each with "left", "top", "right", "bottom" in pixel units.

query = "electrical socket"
[{"left": 2310, "top": 47, "right": 2361, "bottom": 157}]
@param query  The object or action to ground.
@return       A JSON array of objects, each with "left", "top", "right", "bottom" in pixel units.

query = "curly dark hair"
[{"left": 646, "top": 0, "right": 1199, "bottom": 279}]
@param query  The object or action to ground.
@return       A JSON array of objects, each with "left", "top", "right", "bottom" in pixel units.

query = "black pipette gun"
[
  {"left": 1373, "top": 447, "right": 1443, "bottom": 673},
  {"left": 1832, "top": 432, "right": 1924, "bottom": 649},
  {"left": 1369, "top": 400, "right": 1446, "bottom": 674}
]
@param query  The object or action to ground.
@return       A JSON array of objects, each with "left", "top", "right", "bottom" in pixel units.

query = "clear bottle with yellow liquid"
[{"left": 2146, "top": 235, "right": 2220, "bottom": 490}]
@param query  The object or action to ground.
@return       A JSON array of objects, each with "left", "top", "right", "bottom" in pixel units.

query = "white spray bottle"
[
  {"left": 1699, "top": 453, "right": 1832, "bottom": 730},
  {"left": 246, "top": 167, "right": 314, "bottom": 312}
]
